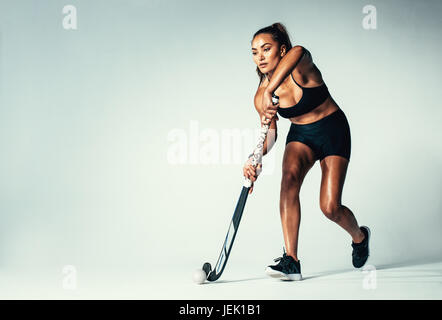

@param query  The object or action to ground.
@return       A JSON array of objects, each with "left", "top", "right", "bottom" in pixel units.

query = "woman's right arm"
[
  {"left": 254, "top": 88, "right": 278, "bottom": 156},
  {"left": 242, "top": 89, "right": 278, "bottom": 194}
]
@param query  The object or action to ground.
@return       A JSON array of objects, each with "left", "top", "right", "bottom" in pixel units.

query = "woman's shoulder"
[
  {"left": 254, "top": 82, "right": 267, "bottom": 105},
  {"left": 255, "top": 75, "right": 270, "bottom": 93},
  {"left": 293, "top": 45, "right": 312, "bottom": 67},
  {"left": 294, "top": 46, "right": 324, "bottom": 85}
]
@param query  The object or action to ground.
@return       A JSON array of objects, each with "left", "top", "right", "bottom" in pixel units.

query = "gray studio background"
[{"left": 0, "top": 0, "right": 441, "bottom": 291}]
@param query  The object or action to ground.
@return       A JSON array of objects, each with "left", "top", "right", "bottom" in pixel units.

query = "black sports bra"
[{"left": 276, "top": 73, "right": 330, "bottom": 118}]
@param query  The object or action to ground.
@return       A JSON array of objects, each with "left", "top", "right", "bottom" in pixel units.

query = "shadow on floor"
[
  {"left": 203, "top": 256, "right": 442, "bottom": 284},
  {"left": 374, "top": 256, "right": 442, "bottom": 271},
  {"left": 202, "top": 276, "right": 268, "bottom": 285},
  {"left": 302, "top": 268, "right": 354, "bottom": 281},
  {"left": 303, "top": 256, "right": 442, "bottom": 280}
]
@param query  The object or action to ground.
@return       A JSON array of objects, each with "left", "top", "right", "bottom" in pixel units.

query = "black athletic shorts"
[{"left": 285, "top": 108, "right": 351, "bottom": 162}]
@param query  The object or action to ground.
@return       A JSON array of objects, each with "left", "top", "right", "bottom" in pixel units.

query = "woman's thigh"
[{"left": 281, "top": 141, "right": 317, "bottom": 191}]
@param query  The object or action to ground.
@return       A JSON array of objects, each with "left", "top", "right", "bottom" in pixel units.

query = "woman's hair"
[{"left": 251, "top": 22, "right": 293, "bottom": 84}]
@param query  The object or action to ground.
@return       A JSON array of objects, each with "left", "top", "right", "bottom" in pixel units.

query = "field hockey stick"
[{"left": 201, "top": 94, "right": 279, "bottom": 282}]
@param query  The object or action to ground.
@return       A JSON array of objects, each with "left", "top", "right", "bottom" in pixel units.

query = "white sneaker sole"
[{"left": 265, "top": 267, "right": 302, "bottom": 281}]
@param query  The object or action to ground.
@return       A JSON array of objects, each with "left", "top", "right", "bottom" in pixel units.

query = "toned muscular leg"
[
  {"left": 280, "top": 141, "right": 316, "bottom": 261},
  {"left": 319, "top": 155, "right": 365, "bottom": 243}
]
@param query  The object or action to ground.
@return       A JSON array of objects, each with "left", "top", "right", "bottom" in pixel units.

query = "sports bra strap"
[{"left": 290, "top": 72, "right": 303, "bottom": 88}]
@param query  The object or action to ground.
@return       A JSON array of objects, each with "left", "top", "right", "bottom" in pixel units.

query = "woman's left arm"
[
  {"left": 266, "top": 45, "right": 305, "bottom": 94},
  {"left": 261, "top": 45, "right": 306, "bottom": 125}
]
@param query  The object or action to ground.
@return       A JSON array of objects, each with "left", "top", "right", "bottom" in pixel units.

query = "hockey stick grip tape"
[{"left": 243, "top": 94, "right": 279, "bottom": 188}]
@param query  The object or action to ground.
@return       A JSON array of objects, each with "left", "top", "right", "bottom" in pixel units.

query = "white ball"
[{"left": 193, "top": 268, "right": 207, "bottom": 284}]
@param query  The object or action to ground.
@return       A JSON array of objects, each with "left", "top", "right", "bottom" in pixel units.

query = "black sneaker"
[
  {"left": 265, "top": 250, "right": 302, "bottom": 281},
  {"left": 352, "top": 226, "right": 371, "bottom": 268}
]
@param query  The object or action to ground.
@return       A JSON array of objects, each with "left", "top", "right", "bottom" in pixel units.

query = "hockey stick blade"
[{"left": 205, "top": 185, "right": 250, "bottom": 281}]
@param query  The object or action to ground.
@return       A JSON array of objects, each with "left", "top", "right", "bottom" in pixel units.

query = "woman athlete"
[{"left": 243, "top": 23, "right": 371, "bottom": 281}]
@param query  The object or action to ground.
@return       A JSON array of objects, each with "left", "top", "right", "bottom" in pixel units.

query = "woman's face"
[{"left": 251, "top": 33, "right": 285, "bottom": 74}]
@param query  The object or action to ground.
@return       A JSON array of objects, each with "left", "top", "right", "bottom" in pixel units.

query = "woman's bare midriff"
[{"left": 288, "top": 96, "right": 340, "bottom": 125}]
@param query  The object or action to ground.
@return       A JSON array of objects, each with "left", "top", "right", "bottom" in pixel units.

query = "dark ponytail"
[{"left": 251, "top": 22, "right": 293, "bottom": 85}]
